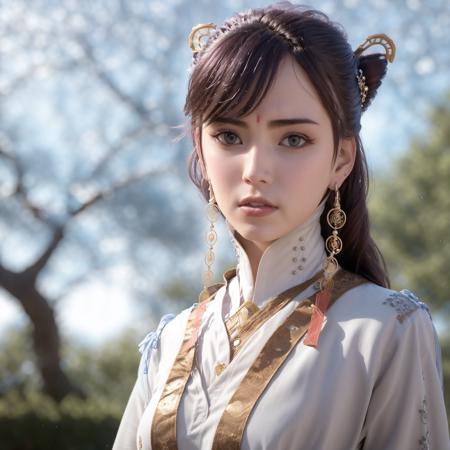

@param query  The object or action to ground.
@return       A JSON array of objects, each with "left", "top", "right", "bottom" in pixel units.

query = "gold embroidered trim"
[
  {"left": 150, "top": 303, "right": 202, "bottom": 450},
  {"left": 151, "top": 268, "right": 235, "bottom": 450},
  {"left": 211, "top": 271, "right": 367, "bottom": 450},
  {"left": 224, "top": 301, "right": 259, "bottom": 359}
]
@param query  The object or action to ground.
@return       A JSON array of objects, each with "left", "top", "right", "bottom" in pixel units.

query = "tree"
[
  {"left": 0, "top": 0, "right": 206, "bottom": 401},
  {"left": 370, "top": 94, "right": 450, "bottom": 311}
]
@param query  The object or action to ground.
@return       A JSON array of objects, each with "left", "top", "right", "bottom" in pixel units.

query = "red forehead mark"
[{"left": 256, "top": 114, "right": 261, "bottom": 124}]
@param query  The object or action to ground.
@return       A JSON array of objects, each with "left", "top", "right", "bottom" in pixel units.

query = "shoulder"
[
  {"left": 136, "top": 306, "right": 191, "bottom": 374},
  {"left": 330, "top": 279, "right": 442, "bottom": 376},
  {"left": 133, "top": 306, "right": 193, "bottom": 403},
  {"left": 333, "top": 276, "right": 433, "bottom": 327},
  {"left": 137, "top": 294, "right": 221, "bottom": 370},
  {"left": 379, "top": 288, "right": 433, "bottom": 325},
  {"left": 137, "top": 272, "right": 232, "bottom": 355},
  {"left": 138, "top": 306, "right": 193, "bottom": 359},
  {"left": 330, "top": 277, "right": 438, "bottom": 354}
]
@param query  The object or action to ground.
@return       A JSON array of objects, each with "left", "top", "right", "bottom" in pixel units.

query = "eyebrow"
[{"left": 209, "top": 117, "right": 319, "bottom": 128}]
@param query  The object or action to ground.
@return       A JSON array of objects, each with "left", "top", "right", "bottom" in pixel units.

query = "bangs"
[{"left": 185, "top": 25, "right": 291, "bottom": 125}]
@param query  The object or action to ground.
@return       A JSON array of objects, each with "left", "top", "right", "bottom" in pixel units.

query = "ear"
[
  {"left": 194, "top": 127, "right": 208, "bottom": 179},
  {"left": 329, "top": 137, "right": 356, "bottom": 189}
]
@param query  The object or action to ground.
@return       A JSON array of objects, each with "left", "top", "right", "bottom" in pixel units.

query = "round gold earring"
[
  {"left": 322, "top": 186, "right": 346, "bottom": 288},
  {"left": 203, "top": 182, "right": 219, "bottom": 289}
]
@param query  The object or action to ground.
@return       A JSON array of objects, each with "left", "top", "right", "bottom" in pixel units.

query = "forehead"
[{"left": 254, "top": 55, "right": 325, "bottom": 121}]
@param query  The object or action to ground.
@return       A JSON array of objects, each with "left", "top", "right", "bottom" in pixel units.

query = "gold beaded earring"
[
  {"left": 304, "top": 187, "right": 346, "bottom": 348},
  {"left": 203, "top": 182, "right": 220, "bottom": 291},
  {"left": 323, "top": 185, "right": 346, "bottom": 288}
]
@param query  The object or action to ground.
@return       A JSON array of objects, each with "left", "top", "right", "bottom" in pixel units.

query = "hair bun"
[
  {"left": 354, "top": 33, "right": 395, "bottom": 111},
  {"left": 357, "top": 53, "right": 388, "bottom": 111}
]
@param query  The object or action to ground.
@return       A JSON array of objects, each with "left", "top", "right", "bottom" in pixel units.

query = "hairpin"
[
  {"left": 188, "top": 23, "right": 217, "bottom": 53},
  {"left": 356, "top": 69, "right": 369, "bottom": 107}
]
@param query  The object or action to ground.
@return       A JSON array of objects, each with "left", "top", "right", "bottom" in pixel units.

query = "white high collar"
[{"left": 226, "top": 201, "right": 326, "bottom": 308}]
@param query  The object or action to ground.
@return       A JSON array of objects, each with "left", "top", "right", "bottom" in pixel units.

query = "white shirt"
[{"left": 113, "top": 204, "right": 450, "bottom": 450}]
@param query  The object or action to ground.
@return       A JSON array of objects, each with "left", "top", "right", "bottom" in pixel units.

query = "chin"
[{"left": 232, "top": 222, "right": 284, "bottom": 247}]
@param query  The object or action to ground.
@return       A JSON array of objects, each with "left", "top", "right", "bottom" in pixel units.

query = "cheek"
[
  {"left": 281, "top": 152, "right": 333, "bottom": 194},
  {"left": 203, "top": 151, "right": 240, "bottom": 190}
]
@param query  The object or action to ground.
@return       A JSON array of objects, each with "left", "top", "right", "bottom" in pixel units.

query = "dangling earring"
[
  {"left": 304, "top": 186, "right": 346, "bottom": 348},
  {"left": 322, "top": 185, "right": 346, "bottom": 288},
  {"left": 203, "top": 182, "right": 220, "bottom": 290}
]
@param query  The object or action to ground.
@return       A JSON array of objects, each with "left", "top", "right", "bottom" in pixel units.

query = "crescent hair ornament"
[
  {"left": 354, "top": 33, "right": 396, "bottom": 108},
  {"left": 189, "top": 23, "right": 217, "bottom": 53},
  {"left": 354, "top": 33, "right": 396, "bottom": 63}
]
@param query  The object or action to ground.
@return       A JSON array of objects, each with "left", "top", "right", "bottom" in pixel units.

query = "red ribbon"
[{"left": 304, "top": 288, "right": 331, "bottom": 348}]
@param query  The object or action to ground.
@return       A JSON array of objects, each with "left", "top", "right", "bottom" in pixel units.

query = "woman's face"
[{"left": 199, "top": 55, "right": 354, "bottom": 252}]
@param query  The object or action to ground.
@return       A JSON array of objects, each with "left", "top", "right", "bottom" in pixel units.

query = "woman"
[{"left": 113, "top": 4, "right": 449, "bottom": 449}]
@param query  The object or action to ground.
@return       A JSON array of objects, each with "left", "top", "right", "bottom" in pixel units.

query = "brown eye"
[
  {"left": 281, "top": 134, "right": 307, "bottom": 148},
  {"left": 216, "top": 131, "right": 242, "bottom": 145}
]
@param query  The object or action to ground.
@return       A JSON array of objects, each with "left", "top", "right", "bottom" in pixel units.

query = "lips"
[
  {"left": 238, "top": 196, "right": 278, "bottom": 217},
  {"left": 245, "top": 202, "right": 271, "bottom": 207},
  {"left": 238, "top": 197, "right": 277, "bottom": 208}
]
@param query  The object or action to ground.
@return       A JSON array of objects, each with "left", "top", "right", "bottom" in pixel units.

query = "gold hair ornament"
[
  {"left": 355, "top": 33, "right": 396, "bottom": 63},
  {"left": 354, "top": 33, "right": 396, "bottom": 108},
  {"left": 356, "top": 69, "right": 369, "bottom": 107},
  {"left": 188, "top": 23, "right": 217, "bottom": 53}
]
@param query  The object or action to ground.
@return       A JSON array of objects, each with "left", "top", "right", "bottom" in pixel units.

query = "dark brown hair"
[{"left": 184, "top": 3, "right": 390, "bottom": 287}]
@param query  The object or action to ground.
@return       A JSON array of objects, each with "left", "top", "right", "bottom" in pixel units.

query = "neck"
[{"left": 235, "top": 237, "right": 268, "bottom": 282}]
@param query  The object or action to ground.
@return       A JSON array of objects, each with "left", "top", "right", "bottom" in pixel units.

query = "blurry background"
[{"left": 0, "top": 0, "right": 449, "bottom": 447}]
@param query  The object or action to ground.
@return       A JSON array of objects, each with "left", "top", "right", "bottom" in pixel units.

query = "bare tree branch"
[
  {"left": 0, "top": 65, "right": 46, "bottom": 97},
  {"left": 0, "top": 141, "right": 51, "bottom": 219},
  {"left": 21, "top": 227, "right": 65, "bottom": 282},
  {"left": 76, "top": 35, "right": 153, "bottom": 121},
  {"left": 70, "top": 166, "right": 171, "bottom": 216},
  {"left": 84, "top": 122, "right": 157, "bottom": 181}
]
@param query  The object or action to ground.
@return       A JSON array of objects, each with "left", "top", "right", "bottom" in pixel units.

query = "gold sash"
[{"left": 150, "top": 269, "right": 366, "bottom": 450}]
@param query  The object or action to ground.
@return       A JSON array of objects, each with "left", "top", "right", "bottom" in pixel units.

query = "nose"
[{"left": 242, "top": 145, "right": 274, "bottom": 185}]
